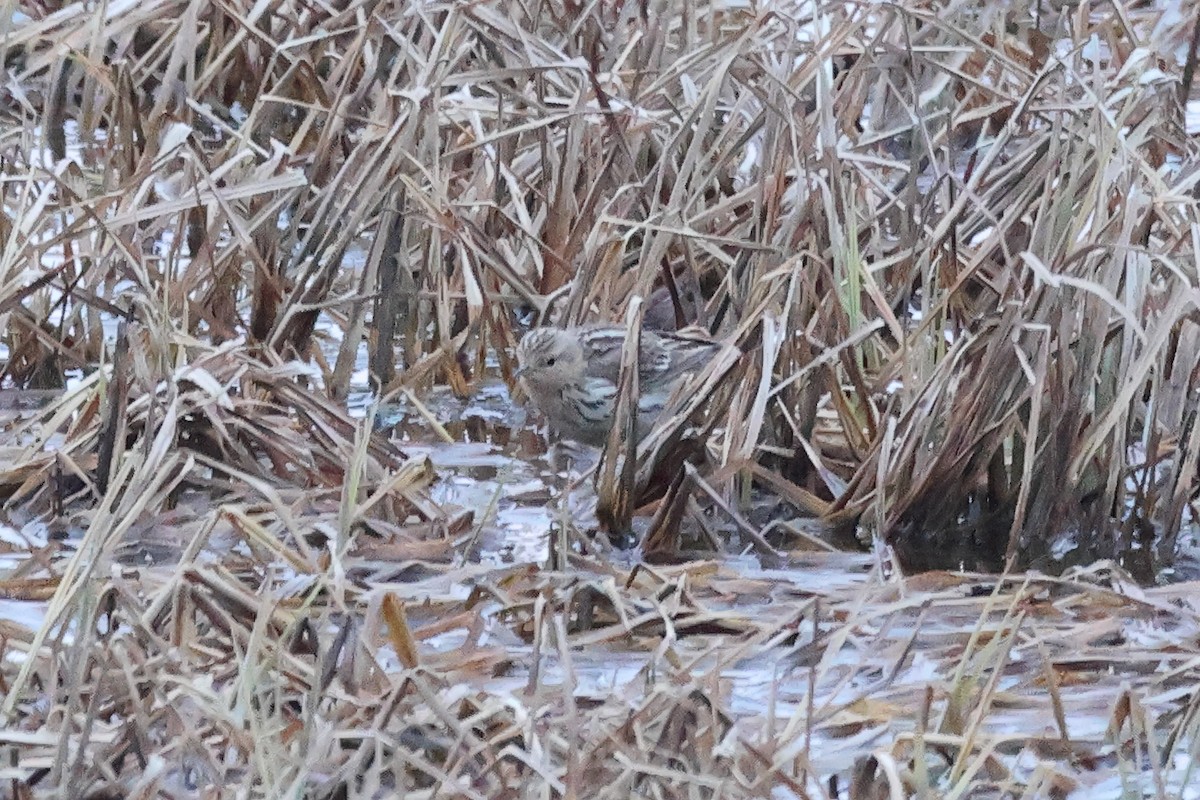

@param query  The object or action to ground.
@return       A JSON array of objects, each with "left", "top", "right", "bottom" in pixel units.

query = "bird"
[{"left": 514, "top": 324, "right": 725, "bottom": 447}]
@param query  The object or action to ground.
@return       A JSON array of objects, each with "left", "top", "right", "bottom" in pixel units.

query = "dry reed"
[{"left": 3, "top": 0, "right": 1200, "bottom": 795}]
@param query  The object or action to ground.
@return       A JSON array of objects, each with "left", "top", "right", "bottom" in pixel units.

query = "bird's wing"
[
  {"left": 640, "top": 330, "right": 721, "bottom": 388},
  {"left": 579, "top": 325, "right": 721, "bottom": 387}
]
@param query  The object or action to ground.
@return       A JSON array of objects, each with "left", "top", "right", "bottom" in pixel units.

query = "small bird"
[{"left": 515, "top": 325, "right": 724, "bottom": 446}]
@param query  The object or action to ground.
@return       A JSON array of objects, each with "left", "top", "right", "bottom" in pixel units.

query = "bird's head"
[{"left": 515, "top": 328, "right": 584, "bottom": 391}]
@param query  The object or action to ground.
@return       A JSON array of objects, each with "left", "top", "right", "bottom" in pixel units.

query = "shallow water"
[
  {"left": 376, "top": 378, "right": 607, "bottom": 565},
  {"left": 5, "top": 313, "right": 1200, "bottom": 800}
]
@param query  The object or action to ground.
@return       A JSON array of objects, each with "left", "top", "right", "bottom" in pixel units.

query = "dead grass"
[
  {"left": 3, "top": 0, "right": 1200, "bottom": 795},
  {"left": 5, "top": 541, "right": 1200, "bottom": 798},
  {"left": 5, "top": 0, "right": 1200, "bottom": 562}
]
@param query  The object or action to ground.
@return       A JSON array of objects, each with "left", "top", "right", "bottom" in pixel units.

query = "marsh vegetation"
[{"left": 3, "top": 0, "right": 1200, "bottom": 796}]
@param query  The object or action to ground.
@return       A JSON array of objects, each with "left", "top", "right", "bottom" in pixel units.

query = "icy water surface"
[
  {"left": 6, "top": 362, "right": 1200, "bottom": 798},
  {"left": 375, "top": 378, "right": 605, "bottom": 565}
]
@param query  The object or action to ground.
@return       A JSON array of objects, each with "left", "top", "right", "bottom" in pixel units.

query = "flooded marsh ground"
[{"left": 6, "top": 0, "right": 1200, "bottom": 797}]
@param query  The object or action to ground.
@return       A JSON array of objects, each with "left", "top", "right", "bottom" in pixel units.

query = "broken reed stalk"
[{"left": 595, "top": 299, "right": 644, "bottom": 536}]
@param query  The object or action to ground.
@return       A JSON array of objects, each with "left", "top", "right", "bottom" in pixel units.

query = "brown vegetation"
[{"left": 2, "top": 0, "right": 1200, "bottom": 795}]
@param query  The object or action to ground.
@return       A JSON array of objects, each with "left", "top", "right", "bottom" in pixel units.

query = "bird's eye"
[{"left": 546, "top": 357, "right": 557, "bottom": 367}]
